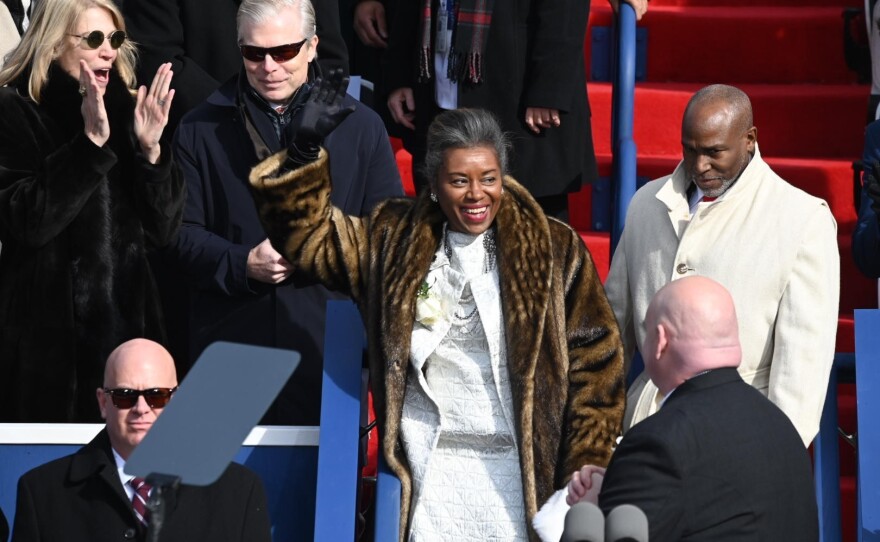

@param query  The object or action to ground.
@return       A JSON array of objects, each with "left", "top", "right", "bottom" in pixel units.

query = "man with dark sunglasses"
[
  {"left": 11, "top": 339, "right": 272, "bottom": 542},
  {"left": 167, "top": 0, "right": 403, "bottom": 426}
]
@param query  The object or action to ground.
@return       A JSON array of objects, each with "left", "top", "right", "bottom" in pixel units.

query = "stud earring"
[{"left": 430, "top": 192, "right": 438, "bottom": 202}]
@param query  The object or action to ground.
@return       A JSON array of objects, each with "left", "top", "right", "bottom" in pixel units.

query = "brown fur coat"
[{"left": 250, "top": 150, "right": 625, "bottom": 541}]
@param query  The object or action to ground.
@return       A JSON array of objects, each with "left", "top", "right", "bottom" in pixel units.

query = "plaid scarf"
[{"left": 419, "top": 0, "right": 495, "bottom": 84}]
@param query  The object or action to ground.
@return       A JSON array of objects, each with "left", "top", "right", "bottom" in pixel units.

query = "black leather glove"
[
  {"left": 867, "top": 160, "right": 880, "bottom": 217},
  {"left": 285, "top": 69, "right": 356, "bottom": 168}
]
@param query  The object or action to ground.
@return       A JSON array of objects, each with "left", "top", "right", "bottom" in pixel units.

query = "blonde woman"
[{"left": 0, "top": 0, "right": 184, "bottom": 422}]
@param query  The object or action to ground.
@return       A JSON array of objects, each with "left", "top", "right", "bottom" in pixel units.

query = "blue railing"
[{"left": 610, "top": 2, "right": 638, "bottom": 253}]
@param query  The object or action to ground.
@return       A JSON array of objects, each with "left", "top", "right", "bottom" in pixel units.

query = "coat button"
[
  {"left": 123, "top": 528, "right": 136, "bottom": 539},
  {"left": 676, "top": 263, "right": 689, "bottom": 275}
]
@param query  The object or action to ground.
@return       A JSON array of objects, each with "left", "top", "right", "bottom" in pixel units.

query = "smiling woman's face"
[
  {"left": 57, "top": 6, "right": 119, "bottom": 95},
  {"left": 433, "top": 146, "right": 503, "bottom": 234}
]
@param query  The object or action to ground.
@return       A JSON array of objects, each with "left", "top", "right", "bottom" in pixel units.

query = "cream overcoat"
[{"left": 605, "top": 145, "right": 840, "bottom": 445}]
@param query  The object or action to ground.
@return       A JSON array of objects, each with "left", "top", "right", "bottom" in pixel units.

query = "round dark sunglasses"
[
  {"left": 239, "top": 38, "right": 307, "bottom": 63},
  {"left": 102, "top": 387, "right": 177, "bottom": 409},
  {"left": 69, "top": 30, "right": 127, "bottom": 50}
]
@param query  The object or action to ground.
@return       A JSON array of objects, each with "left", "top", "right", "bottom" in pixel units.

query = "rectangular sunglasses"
[
  {"left": 239, "top": 38, "right": 307, "bottom": 63},
  {"left": 69, "top": 30, "right": 127, "bottom": 50},
  {"left": 102, "top": 387, "right": 177, "bottom": 409}
]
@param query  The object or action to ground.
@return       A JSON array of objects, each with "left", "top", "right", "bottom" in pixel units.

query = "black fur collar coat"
[
  {"left": 0, "top": 63, "right": 185, "bottom": 422},
  {"left": 250, "top": 150, "right": 625, "bottom": 541}
]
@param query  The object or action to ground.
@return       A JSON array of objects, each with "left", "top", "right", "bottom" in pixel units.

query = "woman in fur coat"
[
  {"left": 251, "top": 93, "right": 624, "bottom": 541},
  {"left": 0, "top": 0, "right": 184, "bottom": 422}
]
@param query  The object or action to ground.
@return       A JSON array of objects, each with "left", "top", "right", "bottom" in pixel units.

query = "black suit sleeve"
[
  {"left": 239, "top": 472, "right": 272, "bottom": 541},
  {"left": 0, "top": 503, "right": 8, "bottom": 542},
  {"left": 523, "top": 0, "right": 589, "bottom": 111},
  {"left": 314, "top": 0, "right": 350, "bottom": 77},
  {"left": 11, "top": 475, "right": 40, "bottom": 542},
  {"left": 381, "top": 0, "right": 418, "bottom": 93},
  {"left": 598, "top": 428, "right": 685, "bottom": 541},
  {"left": 121, "top": 0, "right": 225, "bottom": 130}
]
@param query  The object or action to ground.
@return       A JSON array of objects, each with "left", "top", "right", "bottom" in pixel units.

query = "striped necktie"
[{"left": 129, "top": 477, "right": 152, "bottom": 526}]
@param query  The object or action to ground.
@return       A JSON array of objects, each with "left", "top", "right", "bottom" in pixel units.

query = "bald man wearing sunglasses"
[{"left": 11, "top": 339, "right": 271, "bottom": 542}]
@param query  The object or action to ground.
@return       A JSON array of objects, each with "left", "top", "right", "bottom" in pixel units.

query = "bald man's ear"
[
  {"left": 96, "top": 388, "right": 109, "bottom": 420},
  {"left": 654, "top": 324, "right": 668, "bottom": 361}
]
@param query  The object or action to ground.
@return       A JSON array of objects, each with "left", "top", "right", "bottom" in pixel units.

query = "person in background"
[
  {"left": 566, "top": 277, "right": 819, "bottom": 542},
  {"left": 11, "top": 339, "right": 272, "bottom": 542},
  {"left": 383, "top": 0, "right": 648, "bottom": 221},
  {"left": 169, "top": 0, "right": 403, "bottom": 425},
  {"left": 0, "top": 0, "right": 184, "bottom": 422},
  {"left": 121, "top": 0, "right": 349, "bottom": 131},
  {"left": 250, "top": 99, "right": 624, "bottom": 541},
  {"left": 853, "top": 119, "right": 880, "bottom": 279},
  {"left": 2, "top": 0, "right": 30, "bottom": 34},
  {"left": 0, "top": 2, "right": 18, "bottom": 67},
  {"left": 604, "top": 84, "right": 840, "bottom": 446}
]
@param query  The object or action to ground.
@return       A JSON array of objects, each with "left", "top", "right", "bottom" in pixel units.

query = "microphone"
[
  {"left": 560, "top": 501, "right": 605, "bottom": 542},
  {"left": 605, "top": 504, "right": 649, "bottom": 542}
]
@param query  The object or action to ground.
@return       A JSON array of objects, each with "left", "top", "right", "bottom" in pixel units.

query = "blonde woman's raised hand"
[
  {"left": 79, "top": 60, "right": 110, "bottom": 148},
  {"left": 134, "top": 62, "right": 174, "bottom": 164}
]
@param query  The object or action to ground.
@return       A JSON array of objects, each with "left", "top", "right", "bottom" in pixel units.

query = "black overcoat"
[
  {"left": 0, "top": 66, "right": 184, "bottom": 422},
  {"left": 384, "top": 0, "right": 597, "bottom": 198},
  {"left": 169, "top": 76, "right": 403, "bottom": 424}
]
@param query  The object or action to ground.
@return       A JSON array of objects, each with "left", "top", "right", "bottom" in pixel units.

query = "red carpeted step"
[
  {"left": 588, "top": 83, "right": 867, "bottom": 160},
  {"left": 650, "top": 0, "right": 860, "bottom": 6},
  {"left": 587, "top": 6, "right": 859, "bottom": 84},
  {"left": 580, "top": 231, "right": 612, "bottom": 283},
  {"left": 390, "top": 137, "right": 416, "bottom": 197}
]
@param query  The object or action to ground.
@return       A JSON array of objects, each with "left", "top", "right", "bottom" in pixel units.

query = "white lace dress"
[{"left": 402, "top": 229, "right": 528, "bottom": 542}]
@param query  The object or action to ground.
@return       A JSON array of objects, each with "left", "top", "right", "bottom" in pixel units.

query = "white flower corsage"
[{"left": 415, "top": 279, "right": 444, "bottom": 329}]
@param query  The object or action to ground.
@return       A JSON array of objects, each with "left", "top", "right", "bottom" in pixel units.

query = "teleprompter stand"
[{"left": 125, "top": 341, "right": 300, "bottom": 542}]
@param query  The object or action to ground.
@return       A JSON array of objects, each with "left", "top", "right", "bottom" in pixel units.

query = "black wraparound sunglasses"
[
  {"left": 102, "top": 387, "right": 177, "bottom": 409},
  {"left": 239, "top": 38, "right": 308, "bottom": 63},
  {"left": 69, "top": 30, "right": 127, "bottom": 50}
]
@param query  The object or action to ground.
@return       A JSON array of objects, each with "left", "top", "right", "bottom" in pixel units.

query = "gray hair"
[
  {"left": 237, "top": 0, "right": 316, "bottom": 42},
  {"left": 684, "top": 84, "right": 754, "bottom": 132},
  {"left": 423, "top": 108, "right": 511, "bottom": 186}
]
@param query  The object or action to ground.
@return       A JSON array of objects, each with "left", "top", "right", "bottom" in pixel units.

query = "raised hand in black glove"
[
  {"left": 286, "top": 68, "right": 356, "bottom": 168},
  {"left": 867, "top": 160, "right": 880, "bottom": 218}
]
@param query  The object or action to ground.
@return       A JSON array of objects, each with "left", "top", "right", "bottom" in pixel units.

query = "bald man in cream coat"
[{"left": 604, "top": 84, "right": 840, "bottom": 445}]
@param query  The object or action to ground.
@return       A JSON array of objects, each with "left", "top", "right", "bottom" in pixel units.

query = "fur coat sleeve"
[{"left": 250, "top": 148, "right": 625, "bottom": 541}]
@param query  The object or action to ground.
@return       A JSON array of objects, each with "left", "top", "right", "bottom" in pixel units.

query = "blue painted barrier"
[
  {"left": 855, "top": 309, "right": 880, "bottom": 542},
  {"left": 313, "top": 301, "right": 366, "bottom": 541},
  {"left": 0, "top": 425, "right": 319, "bottom": 542}
]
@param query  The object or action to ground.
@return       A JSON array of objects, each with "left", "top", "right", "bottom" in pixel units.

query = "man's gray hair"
[
  {"left": 237, "top": 0, "right": 316, "bottom": 41},
  {"left": 423, "top": 108, "right": 512, "bottom": 186}
]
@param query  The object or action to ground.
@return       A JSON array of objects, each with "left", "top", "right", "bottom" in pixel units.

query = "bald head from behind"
[
  {"left": 97, "top": 339, "right": 178, "bottom": 459},
  {"left": 642, "top": 276, "right": 742, "bottom": 395}
]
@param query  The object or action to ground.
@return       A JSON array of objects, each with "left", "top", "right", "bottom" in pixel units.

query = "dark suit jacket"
[
  {"left": 121, "top": 0, "right": 350, "bottom": 131},
  {"left": 11, "top": 430, "right": 271, "bottom": 542},
  {"left": 599, "top": 368, "right": 819, "bottom": 542}
]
